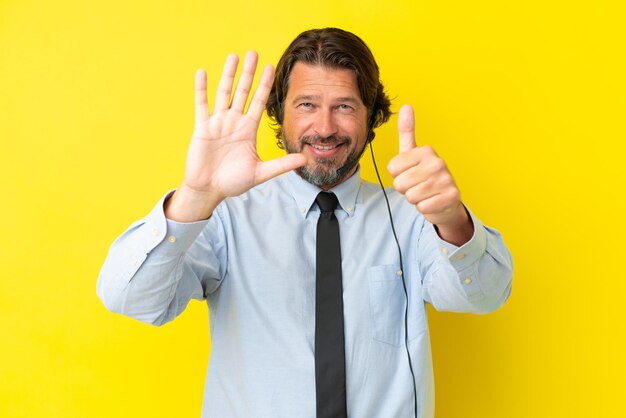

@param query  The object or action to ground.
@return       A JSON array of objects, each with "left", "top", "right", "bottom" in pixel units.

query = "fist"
[{"left": 387, "top": 105, "right": 465, "bottom": 228}]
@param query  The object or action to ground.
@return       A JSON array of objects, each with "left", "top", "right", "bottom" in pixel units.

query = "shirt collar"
[{"left": 287, "top": 167, "right": 361, "bottom": 218}]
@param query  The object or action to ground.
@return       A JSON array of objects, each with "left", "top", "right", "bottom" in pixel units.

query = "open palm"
[{"left": 183, "top": 51, "right": 305, "bottom": 200}]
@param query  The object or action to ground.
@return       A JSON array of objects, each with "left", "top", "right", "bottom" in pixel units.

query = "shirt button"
[
  {"left": 300, "top": 208, "right": 306, "bottom": 214},
  {"left": 347, "top": 207, "right": 353, "bottom": 212},
  {"left": 152, "top": 227, "right": 160, "bottom": 236},
  {"left": 456, "top": 254, "right": 466, "bottom": 260},
  {"left": 441, "top": 247, "right": 449, "bottom": 255},
  {"left": 131, "top": 258, "right": 138, "bottom": 266},
  {"left": 464, "top": 277, "right": 472, "bottom": 285},
  {"left": 396, "top": 270, "right": 403, "bottom": 276},
  {"left": 167, "top": 235, "right": 177, "bottom": 243}
]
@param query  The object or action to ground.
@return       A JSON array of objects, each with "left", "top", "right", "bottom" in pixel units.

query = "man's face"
[{"left": 281, "top": 62, "right": 369, "bottom": 190}]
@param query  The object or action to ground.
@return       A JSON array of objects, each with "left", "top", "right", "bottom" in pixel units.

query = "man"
[{"left": 98, "top": 28, "right": 513, "bottom": 418}]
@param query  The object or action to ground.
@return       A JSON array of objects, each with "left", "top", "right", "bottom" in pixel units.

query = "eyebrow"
[
  {"left": 291, "top": 94, "right": 318, "bottom": 104},
  {"left": 291, "top": 94, "right": 361, "bottom": 103}
]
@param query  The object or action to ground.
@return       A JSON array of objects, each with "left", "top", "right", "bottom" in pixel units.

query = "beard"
[{"left": 282, "top": 132, "right": 366, "bottom": 188}]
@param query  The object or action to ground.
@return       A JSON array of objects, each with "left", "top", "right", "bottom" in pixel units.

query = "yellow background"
[{"left": 1, "top": 0, "right": 624, "bottom": 417}]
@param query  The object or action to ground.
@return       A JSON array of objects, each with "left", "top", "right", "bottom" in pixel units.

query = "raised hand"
[
  {"left": 387, "top": 105, "right": 473, "bottom": 245},
  {"left": 166, "top": 52, "right": 306, "bottom": 222}
]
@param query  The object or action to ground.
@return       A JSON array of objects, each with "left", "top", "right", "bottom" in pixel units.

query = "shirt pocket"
[{"left": 367, "top": 264, "right": 427, "bottom": 347}]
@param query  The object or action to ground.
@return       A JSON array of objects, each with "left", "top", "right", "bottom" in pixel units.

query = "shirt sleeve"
[
  {"left": 96, "top": 191, "right": 227, "bottom": 326},
  {"left": 418, "top": 207, "right": 513, "bottom": 314}
]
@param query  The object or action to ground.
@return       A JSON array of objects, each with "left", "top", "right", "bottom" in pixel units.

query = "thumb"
[
  {"left": 255, "top": 153, "right": 307, "bottom": 185},
  {"left": 398, "top": 104, "right": 416, "bottom": 153}
]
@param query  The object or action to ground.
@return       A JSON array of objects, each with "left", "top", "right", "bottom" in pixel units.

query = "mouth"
[
  {"left": 310, "top": 142, "right": 342, "bottom": 151},
  {"left": 305, "top": 142, "right": 345, "bottom": 158}
]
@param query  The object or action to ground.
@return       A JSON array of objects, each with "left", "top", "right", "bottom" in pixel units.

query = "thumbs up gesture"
[{"left": 387, "top": 105, "right": 473, "bottom": 245}]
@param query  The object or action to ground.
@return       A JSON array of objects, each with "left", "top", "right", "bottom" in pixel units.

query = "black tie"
[{"left": 315, "top": 192, "right": 347, "bottom": 418}]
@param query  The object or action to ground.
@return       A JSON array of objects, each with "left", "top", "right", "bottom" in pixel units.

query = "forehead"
[{"left": 286, "top": 62, "right": 361, "bottom": 101}]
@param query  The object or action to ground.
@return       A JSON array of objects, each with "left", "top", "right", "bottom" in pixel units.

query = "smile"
[
  {"left": 310, "top": 143, "right": 341, "bottom": 151},
  {"left": 305, "top": 142, "right": 345, "bottom": 159}
]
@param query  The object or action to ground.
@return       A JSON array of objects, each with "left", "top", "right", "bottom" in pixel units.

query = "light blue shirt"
[{"left": 97, "top": 168, "right": 513, "bottom": 418}]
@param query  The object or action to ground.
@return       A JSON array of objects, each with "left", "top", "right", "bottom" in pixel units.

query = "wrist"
[
  {"left": 434, "top": 203, "right": 474, "bottom": 246},
  {"left": 164, "top": 183, "right": 224, "bottom": 222}
]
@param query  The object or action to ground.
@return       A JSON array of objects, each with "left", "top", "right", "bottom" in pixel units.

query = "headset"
[{"left": 368, "top": 139, "right": 419, "bottom": 418}]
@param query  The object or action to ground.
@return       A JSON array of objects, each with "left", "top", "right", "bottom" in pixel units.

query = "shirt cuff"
[
  {"left": 437, "top": 206, "right": 487, "bottom": 271},
  {"left": 145, "top": 190, "right": 211, "bottom": 257}
]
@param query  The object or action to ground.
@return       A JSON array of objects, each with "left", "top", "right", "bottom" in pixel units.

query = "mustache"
[{"left": 300, "top": 135, "right": 352, "bottom": 145}]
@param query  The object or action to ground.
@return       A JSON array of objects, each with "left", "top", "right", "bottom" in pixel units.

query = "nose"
[{"left": 312, "top": 109, "right": 338, "bottom": 138}]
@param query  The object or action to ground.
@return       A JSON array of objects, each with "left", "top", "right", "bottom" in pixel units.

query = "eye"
[
  {"left": 337, "top": 104, "right": 354, "bottom": 111},
  {"left": 297, "top": 102, "right": 313, "bottom": 109}
]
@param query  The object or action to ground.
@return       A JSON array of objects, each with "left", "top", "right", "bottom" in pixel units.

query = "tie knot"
[{"left": 316, "top": 192, "right": 338, "bottom": 213}]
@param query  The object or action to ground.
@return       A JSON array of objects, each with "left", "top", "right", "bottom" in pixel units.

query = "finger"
[
  {"left": 388, "top": 144, "right": 440, "bottom": 178},
  {"left": 213, "top": 54, "right": 239, "bottom": 112},
  {"left": 254, "top": 153, "right": 307, "bottom": 185},
  {"left": 392, "top": 165, "right": 429, "bottom": 194},
  {"left": 230, "top": 51, "right": 258, "bottom": 112},
  {"left": 195, "top": 69, "right": 209, "bottom": 123},
  {"left": 388, "top": 145, "right": 422, "bottom": 178},
  {"left": 403, "top": 179, "right": 437, "bottom": 205},
  {"left": 415, "top": 189, "right": 460, "bottom": 216},
  {"left": 398, "top": 104, "right": 417, "bottom": 153},
  {"left": 247, "top": 64, "right": 275, "bottom": 123}
]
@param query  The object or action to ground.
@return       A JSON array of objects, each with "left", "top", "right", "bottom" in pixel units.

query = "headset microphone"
[{"left": 334, "top": 138, "right": 370, "bottom": 180}]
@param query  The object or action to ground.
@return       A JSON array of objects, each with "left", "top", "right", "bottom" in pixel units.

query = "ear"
[
  {"left": 366, "top": 109, "right": 378, "bottom": 143},
  {"left": 368, "top": 109, "right": 377, "bottom": 130}
]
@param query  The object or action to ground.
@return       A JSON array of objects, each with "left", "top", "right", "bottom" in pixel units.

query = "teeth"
[{"left": 311, "top": 144, "right": 338, "bottom": 151}]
